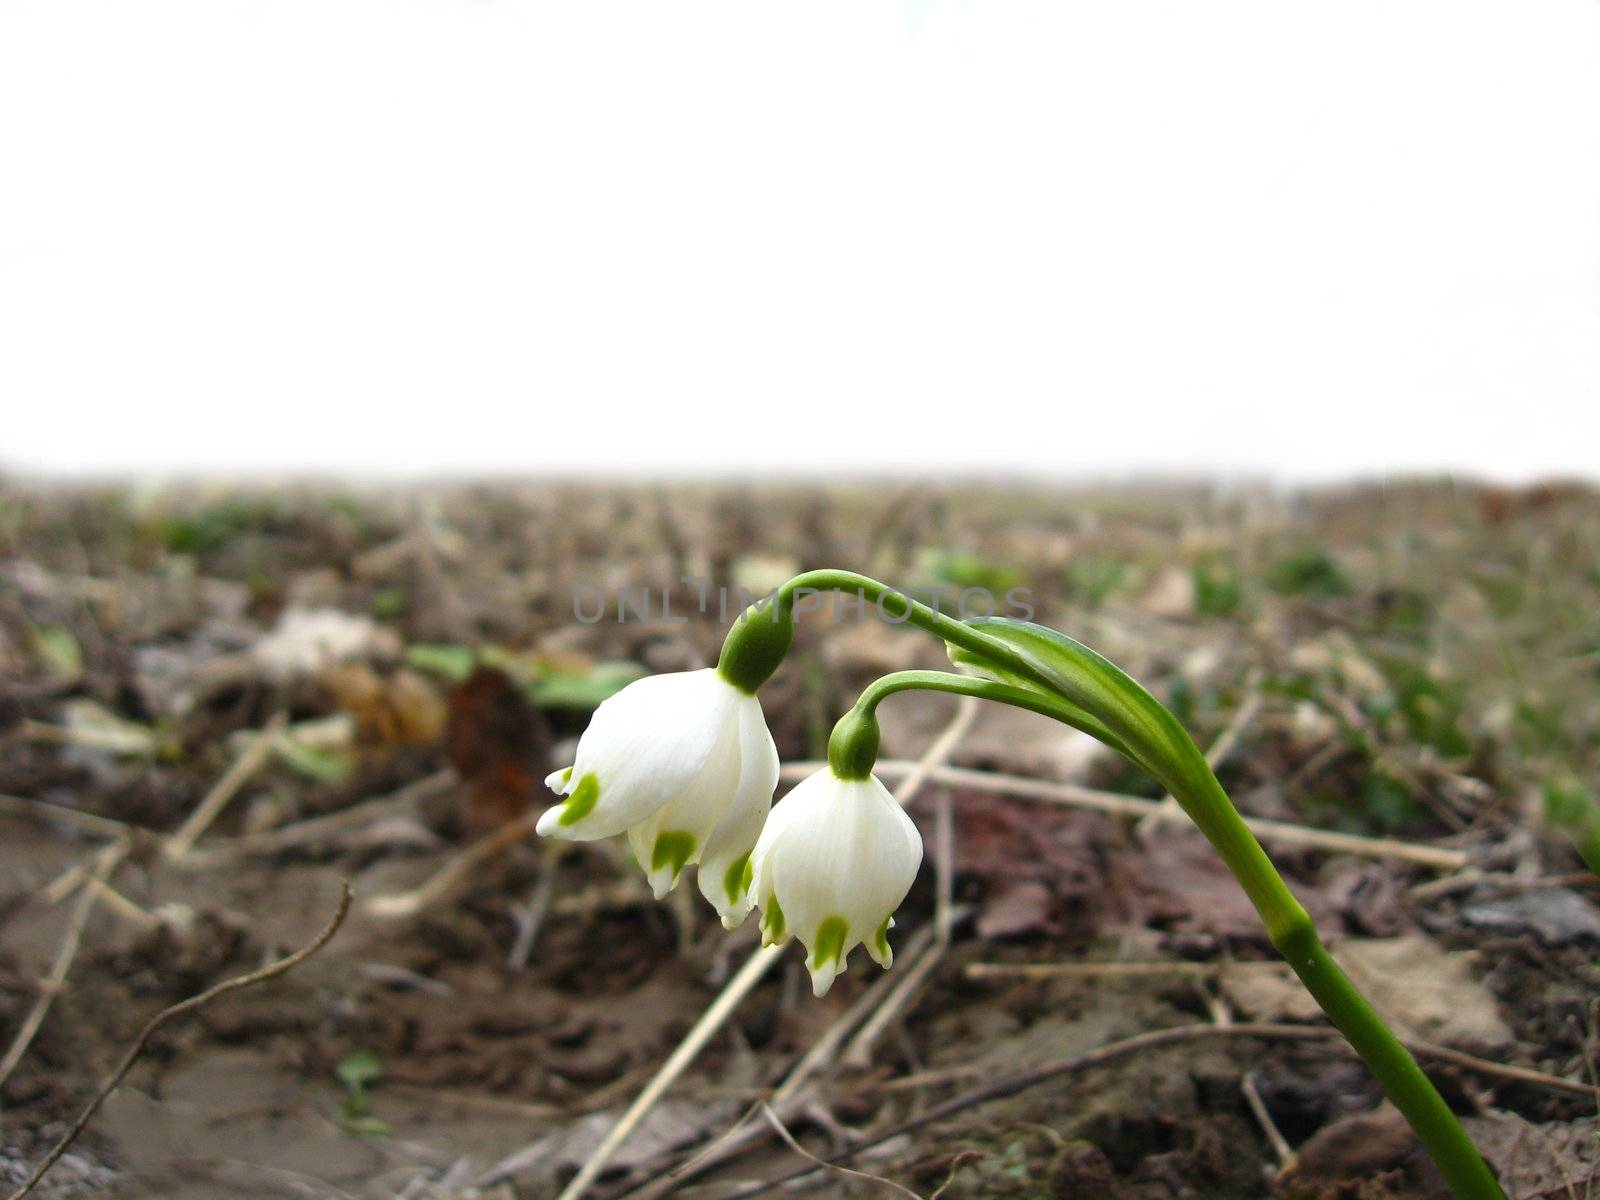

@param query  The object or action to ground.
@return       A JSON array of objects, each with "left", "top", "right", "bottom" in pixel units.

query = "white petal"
[
  {"left": 697, "top": 695, "right": 779, "bottom": 927},
  {"left": 624, "top": 710, "right": 743, "bottom": 897},
  {"left": 541, "top": 669, "right": 733, "bottom": 840},
  {"left": 808, "top": 953, "right": 844, "bottom": 997},
  {"left": 748, "top": 769, "right": 825, "bottom": 911},
  {"left": 755, "top": 770, "right": 922, "bottom": 993}
]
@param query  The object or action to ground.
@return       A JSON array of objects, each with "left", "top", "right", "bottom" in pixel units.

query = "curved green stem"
[
  {"left": 807, "top": 593, "right": 1505, "bottom": 1200},
  {"left": 838, "top": 670, "right": 1146, "bottom": 772},
  {"left": 776, "top": 569, "right": 1065, "bottom": 692}
]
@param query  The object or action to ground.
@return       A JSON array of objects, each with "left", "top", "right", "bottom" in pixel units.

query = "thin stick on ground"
[
  {"left": 79, "top": 875, "right": 160, "bottom": 932},
  {"left": 507, "top": 842, "right": 562, "bottom": 970},
  {"left": 539, "top": 944, "right": 784, "bottom": 1200},
  {"left": 163, "top": 711, "right": 289, "bottom": 859},
  {"left": 1241, "top": 1070, "right": 1294, "bottom": 1167},
  {"left": 759, "top": 1104, "right": 926, "bottom": 1200},
  {"left": 181, "top": 769, "right": 457, "bottom": 866},
  {"left": 779, "top": 760, "right": 1470, "bottom": 869},
  {"left": 1203, "top": 980, "right": 1293, "bottom": 1168},
  {"left": 0, "top": 838, "right": 130, "bottom": 1092},
  {"left": 366, "top": 805, "right": 541, "bottom": 919},
  {"left": 0, "top": 793, "right": 140, "bottom": 841},
  {"left": 5, "top": 881, "right": 352, "bottom": 1200},
  {"left": 963, "top": 960, "right": 1291, "bottom": 981},
  {"left": 627, "top": 926, "right": 943, "bottom": 1200}
]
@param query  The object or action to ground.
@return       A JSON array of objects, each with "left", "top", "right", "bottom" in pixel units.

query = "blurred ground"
[{"left": 0, "top": 477, "right": 1597, "bottom": 1199}]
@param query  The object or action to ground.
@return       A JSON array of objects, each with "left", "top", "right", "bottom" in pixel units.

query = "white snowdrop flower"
[
  {"left": 539, "top": 668, "right": 777, "bottom": 916},
  {"left": 748, "top": 767, "right": 923, "bottom": 997}
]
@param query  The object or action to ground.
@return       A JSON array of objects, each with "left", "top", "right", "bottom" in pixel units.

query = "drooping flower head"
[
  {"left": 748, "top": 766, "right": 922, "bottom": 996},
  {"left": 540, "top": 667, "right": 777, "bottom": 925}
]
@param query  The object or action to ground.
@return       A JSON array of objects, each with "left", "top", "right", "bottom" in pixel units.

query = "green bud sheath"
[
  {"left": 716, "top": 596, "right": 795, "bottom": 694},
  {"left": 827, "top": 707, "right": 881, "bottom": 780}
]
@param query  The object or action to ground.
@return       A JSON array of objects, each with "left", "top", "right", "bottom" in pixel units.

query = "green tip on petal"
[
  {"left": 557, "top": 773, "right": 600, "bottom": 826},
  {"left": 807, "top": 916, "right": 851, "bottom": 997},
  {"left": 869, "top": 915, "right": 894, "bottom": 968},
  {"left": 809, "top": 916, "right": 849, "bottom": 971},
  {"left": 723, "top": 852, "right": 752, "bottom": 906},
  {"left": 761, "top": 895, "right": 787, "bottom": 946},
  {"left": 651, "top": 830, "right": 696, "bottom": 878}
]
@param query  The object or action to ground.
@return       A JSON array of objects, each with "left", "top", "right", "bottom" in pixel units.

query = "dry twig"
[
  {"left": 0, "top": 793, "right": 139, "bottom": 841},
  {"left": 366, "top": 806, "right": 541, "bottom": 919},
  {"left": 5, "top": 881, "right": 352, "bottom": 1200},
  {"left": 964, "top": 959, "right": 1291, "bottom": 982},
  {"left": 0, "top": 838, "right": 130, "bottom": 1092},
  {"left": 163, "top": 711, "right": 289, "bottom": 859},
  {"left": 780, "top": 759, "right": 1470, "bottom": 869},
  {"left": 182, "top": 769, "right": 457, "bottom": 865},
  {"left": 536, "top": 945, "right": 784, "bottom": 1200},
  {"left": 759, "top": 1104, "right": 925, "bottom": 1199}
]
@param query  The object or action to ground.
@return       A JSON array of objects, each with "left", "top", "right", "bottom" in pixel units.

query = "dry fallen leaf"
[{"left": 446, "top": 665, "right": 552, "bottom": 833}]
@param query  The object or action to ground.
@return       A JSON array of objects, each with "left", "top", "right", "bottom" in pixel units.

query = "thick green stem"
[{"left": 1174, "top": 771, "right": 1503, "bottom": 1200}]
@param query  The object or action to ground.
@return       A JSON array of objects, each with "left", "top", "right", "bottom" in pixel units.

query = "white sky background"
[{"left": 1, "top": 2, "right": 1596, "bottom": 483}]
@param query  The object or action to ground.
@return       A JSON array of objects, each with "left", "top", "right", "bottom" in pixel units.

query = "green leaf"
[
  {"left": 405, "top": 643, "right": 477, "bottom": 682},
  {"left": 336, "top": 1049, "right": 384, "bottom": 1089},
  {"left": 61, "top": 699, "right": 159, "bottom": 759},
  {"left": 529, "top": 660, "right": 647, "bottom": 710},
  {"left": 1192, "top": 558, "right": 1243, "bottom": 618},
  {"left": 1064, "top": 556, "right": 1132, "bottom": 609},
  {"left": 920, "top": 549, "right": 1023, "bottom": 596},
  {"left": 30, "top": 624, "right": 83, "bottom": 681},
  {"left": 1268, "top": 550, "right": 1350, "bottom": 598},
  {"left": 274, "top": 738, "right": 354, "bottom": 784},
  {"left": 334, "top": 1113, "right": 391, "bottom": 1137},
  {"left": 369, "top": 587, "right": 407, "bottom": 619},
  {"left": 946, "top": 617, "right": 1184, "bottom": 779},
  {"left": 1375, "top": 655, "right": 1470, "bottom": 758}
]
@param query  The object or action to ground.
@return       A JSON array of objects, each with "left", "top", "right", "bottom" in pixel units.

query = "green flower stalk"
[
  {"left": 741, "top": 571, "right": 1504, "bottom": 1200},
  {"left": 539, "top": 568, "right": 1504, "bottom": 1199}
]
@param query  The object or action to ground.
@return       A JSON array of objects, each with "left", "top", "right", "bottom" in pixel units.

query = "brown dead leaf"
[
  {"left": 976, "top": 879, "right": 1055, "bottom": 939},
  {"left": 446, "top": 666, "right": 552, "bottom": 833},
  {"left": 321, "top": 662, "right": 448, "bottom": 746},
  {"left": 1227, "top": 935, "right": 1512, "bottom": 1052},
  {"left": 1276, "top": 1103, "right": 1449, "bottom": 1200},
  {"left": 1463, "top": 1112, "right": 1600, "bottom": 1199}
]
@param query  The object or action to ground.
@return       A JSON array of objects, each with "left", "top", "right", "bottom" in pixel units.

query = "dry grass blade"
[
  {"left": 0, "top": 793, "right": 139, "bottom": 840},
  {"left": 163, "top": 711, "right": 289, "bottom": 859},
  {"left": 5, "top": 880, "right": 352, "bottom": 1200},
  {"left": 780, "top": 760, "right": 1470, "bottom": 869},
  {"left": 539, "top": 945, "right": 784, "bottom": 1200},
  {"left": 182, "top": 769, "right": 457, "bottom": 865},
  {"left": 964, "top": 960, "right": 1290, "bottom": 981},
  {"left": 759, "top": 1104, "right": 926, "bottom": 1199},
  {"left": 0, "top": 838, "right": 130, "bottom": 1091},
  {"left": 366, "top": 806, "right": 540, "bottom": 919}
]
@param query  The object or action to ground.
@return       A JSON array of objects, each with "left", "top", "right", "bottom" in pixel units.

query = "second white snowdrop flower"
[
  {"left": 539, "top": 668, "right": 777, "bottom": 913},
  {"left": 748, "top": 766, "right": 923, "bottom": 997}
]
